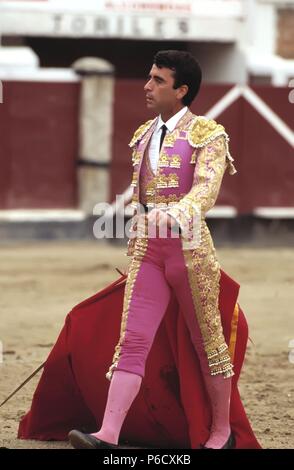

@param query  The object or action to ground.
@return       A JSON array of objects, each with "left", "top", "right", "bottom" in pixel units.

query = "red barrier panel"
[
  {"left": 0, "top": 80, "right": 80, "bottom": 209},
  {"left": 0, "top": 79, "right": 292, "bottom": 214}
]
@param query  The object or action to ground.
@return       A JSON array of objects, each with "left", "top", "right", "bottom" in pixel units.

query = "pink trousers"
[{"left": 115, "top": 230, "right": 213, "bottom": 378}]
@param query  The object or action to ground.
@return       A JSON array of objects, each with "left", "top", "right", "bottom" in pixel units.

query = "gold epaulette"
[
  {"left": 188, "top": 116, "right": 228, "bottom": 148},
  {"left": 128, "top": 119, "right": 155, "bottom": 148},
  {"left": 188, "top": 116, "right": 237, "bottom": 175}
]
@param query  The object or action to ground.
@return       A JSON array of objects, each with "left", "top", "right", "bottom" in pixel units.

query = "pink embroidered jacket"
[{"left": 128, "top": 109, "right": 236, "bottom": 251}]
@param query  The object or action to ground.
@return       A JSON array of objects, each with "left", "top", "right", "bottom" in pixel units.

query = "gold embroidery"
[
  {"left": 156, "top": 195, "right": 168, "bottom": 205},
  {"left": 190, "top": 150, "right": 197, "bottom": 164},
  {"left": 167, "top": 173, "right": 179, "bottom": 188},
  {"left": 129, "top": 119, "right": 155, "bottom": 148},
  {"left": 131, "top": 172, "right": 138, "bottom": 187},
  {"left": 224, "top": 141, "right": 237, "bottom": 175},
  {"left": 167, "top": 136, "right": 228, "bottom": 244},
  {"left": 130, "top": 193, "right": 139, "bottom": 208},
  {"left": 188, "top": 116, "right": 237, "bottom": 175},
  {"left": 158, "top": 153, "right": 170, "bottom": 168},
  {"left": 182, "top": 223, "right": 234, "bottom": 378},
  {"left": 162, "top": 110, "right": 194, "bottom": 148},
  {"left": 164, "top": 131, "right": 179, "bottom": 147},
  {"left": 145, "top": 145, "right": 156, "bottom": 177},
  {"left": 145, "top": 178, "right": 157, "bottom": 195},
  {"left": 170, "top": 154, "right": 182, "bottom": 168},
  {"left": 132, "top": 150, "right": 142, "bottom": 166},
  {"left": 156, "top": 174, "right": 168, "bottom": 189},
  {"left": 126, "top": 234, "right": 137, "bottom": 256},
  {"left": 138, "top": 193, "right": 183, "bottom": 209},
  {"left": 188, "top": 117, "right": 225, "bottom": 147},
  {"left": 168, "top": 193, "right": 181, "bottom": 203}
]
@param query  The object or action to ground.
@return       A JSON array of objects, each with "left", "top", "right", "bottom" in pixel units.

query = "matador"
[{"left": 69, "top": 50, "right": 239, "bottom": 450}]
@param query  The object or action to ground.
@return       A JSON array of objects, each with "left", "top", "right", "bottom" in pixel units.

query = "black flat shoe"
[
  {"left": 68, "top": 430, "right": 118, "bottom": 449},
  {"left": 201, "top": 432, "right": 235, "bottom": 450}
]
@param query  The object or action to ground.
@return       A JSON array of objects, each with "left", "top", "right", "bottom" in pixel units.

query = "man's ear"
[{"left": 176, "top": 84, "right": 188, "bottom": 101}]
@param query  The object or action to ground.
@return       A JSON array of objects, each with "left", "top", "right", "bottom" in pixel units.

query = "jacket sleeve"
[{"left": 166, "top": 135, "right": 229, "bottom": 249}]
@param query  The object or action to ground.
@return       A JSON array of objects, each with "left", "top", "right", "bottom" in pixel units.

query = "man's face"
[{"left": 144, "top": 64, "right": 183, "bottom": 114}]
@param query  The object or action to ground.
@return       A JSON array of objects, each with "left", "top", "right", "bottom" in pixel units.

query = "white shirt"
[{"left": 148, "top": 106, "right": 188, "bottom": 173}]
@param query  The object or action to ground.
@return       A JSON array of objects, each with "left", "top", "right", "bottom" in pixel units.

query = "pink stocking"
[
  {"left": 202, "top": 373, "right": 232, "bottom": 448},
  {"left": 91, "top": 370, "right": 142, "bottom": 445}
]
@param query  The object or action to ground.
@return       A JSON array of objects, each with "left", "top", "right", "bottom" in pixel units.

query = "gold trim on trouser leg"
[
  {"left": 228, "top": 303, "right": 239, "bottom": 363},
  {"left": 106, "top": 216, "right": 148, "bottom": 381},
  {"left": 182, "top": 221, "right": 234, "bottom": 378}
]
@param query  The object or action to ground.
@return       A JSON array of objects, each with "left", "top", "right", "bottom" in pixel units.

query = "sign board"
[{"left": 0, "top": 0, "right": 246, "bottom": 40}]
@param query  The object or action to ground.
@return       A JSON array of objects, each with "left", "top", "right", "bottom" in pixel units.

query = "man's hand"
[{"left": 147, "top": 209, "right": 177, "bottom": 230}]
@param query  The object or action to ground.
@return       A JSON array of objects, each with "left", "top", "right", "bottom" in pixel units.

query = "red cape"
[{"left": 18, "top": 271, "right": 260, "bottom": 449}]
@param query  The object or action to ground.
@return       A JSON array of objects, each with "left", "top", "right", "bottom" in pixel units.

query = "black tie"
[{"left": 159, "top": 124, "right": 167, "bottom": 151}]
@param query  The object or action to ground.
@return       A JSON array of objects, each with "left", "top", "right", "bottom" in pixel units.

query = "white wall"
[
  {"left": 242, "top": 0, "right": 294, "bottom": 85},
  {"left": 189, "top": 42, "right": 247, "bottom": 84},
  {"left": 0, "top": 46, "right": 39, "bottom": 72},
  {"left": 188, "top": 1, "right": 294, "bottom": 86},
  {"left": 244, "top": 0, "right": 277, "bottom": 54}
]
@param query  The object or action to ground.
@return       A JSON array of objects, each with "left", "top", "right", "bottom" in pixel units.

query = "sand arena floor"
[{"left": 0, "top": 241, "right": 293, "bottom": 449}]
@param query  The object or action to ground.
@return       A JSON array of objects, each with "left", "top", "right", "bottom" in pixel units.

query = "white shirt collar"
[{"left": 156, "top": 106, "right": 188, "bottom": 133}]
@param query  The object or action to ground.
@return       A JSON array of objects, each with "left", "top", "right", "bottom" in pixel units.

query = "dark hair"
[{"left": 153, "top": 50, "right": 202, "bottom": 106}]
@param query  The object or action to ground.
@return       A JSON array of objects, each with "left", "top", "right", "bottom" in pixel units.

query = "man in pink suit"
[{"left": 69, "top": 50, "right": 238, "bottom": 450}]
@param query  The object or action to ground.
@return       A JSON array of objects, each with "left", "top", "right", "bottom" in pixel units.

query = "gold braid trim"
[
  {"left": 182, "top": 224, "right": 234, "bottom": 378},
  {"left": 128, "top": 119, "right": 156, "bottom": 149},
  {"left": 228, "top": 303, "right": 239, "bottom": 363},
  {"left": 188, "top": 116, "right": 237, "bottom": 175},
  {"left": 106, "top": 230, "right": 148, "bottom": 380}
]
